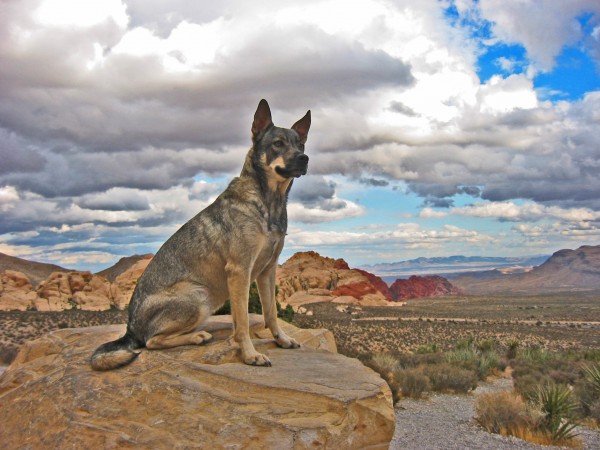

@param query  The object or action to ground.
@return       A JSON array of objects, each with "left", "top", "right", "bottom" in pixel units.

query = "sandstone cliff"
[
  {"left": 0, "top": 316, "right": 395, "bottom": 449},
  {"left": 276, "top": 251, "right": 394, "bottom": 307},
  {"left": 390, "top": 275, "right": 463, "bottom": 300},
  {"left": 0, "top": 257, "right": 152, "bottom": 312}
]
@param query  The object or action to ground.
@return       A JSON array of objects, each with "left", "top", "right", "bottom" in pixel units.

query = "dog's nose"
[{"left": 297, "top": 154, "right": 309, "bottom": 164}]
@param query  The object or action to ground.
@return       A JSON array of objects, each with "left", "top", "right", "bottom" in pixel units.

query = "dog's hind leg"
[
  {"left": 140, "top": 282, "right": 214, "bottom": 350},
  {"left": 257, "top": 267, "right": 300, "bottom": 349}
]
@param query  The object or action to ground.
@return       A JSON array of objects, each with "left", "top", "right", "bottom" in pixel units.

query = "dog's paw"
[
  {"left": 192, "top": 330, "right": 213, "bottom": 345},
  {"left": 243, "top": 352, "right": 272, "bottom": 367},
  {"left": 275, "top": 334, "right": 301, "bottom": 349}
]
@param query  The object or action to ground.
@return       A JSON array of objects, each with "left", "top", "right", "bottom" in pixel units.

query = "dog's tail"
[{"left": 90, "top": 331, "right": 143, "bottom": 371}]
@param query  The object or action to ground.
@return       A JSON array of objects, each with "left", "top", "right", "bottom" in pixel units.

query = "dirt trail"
[{"left": 391, "top": 377, "right": 600, "bottom": 449}]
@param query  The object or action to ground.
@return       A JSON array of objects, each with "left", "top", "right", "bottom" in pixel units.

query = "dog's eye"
[
  {"left": 298, "top": 144, "right": 305, "bottom": 152},
  {"left": 273, "top": 140, "right": 284, "bottom": 148}
]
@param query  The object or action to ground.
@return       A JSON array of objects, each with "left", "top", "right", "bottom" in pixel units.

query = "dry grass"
[
  {"left": 476, "top": 390, "right": 583, "bottom": 448},
  {"left": 294, "top": 293, "right": 600, "bottom": 359}
]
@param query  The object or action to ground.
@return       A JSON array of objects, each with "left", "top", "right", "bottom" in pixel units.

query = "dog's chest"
[{"left": 254, "top": 230, "right": 285, "bottom": 273}]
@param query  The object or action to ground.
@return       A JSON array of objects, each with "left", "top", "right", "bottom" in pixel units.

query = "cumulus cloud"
[
  {"left": 1, "top": 0, "right": 599, "bottom": 268},
  {"left": 452, "top": 201, "right": 600, "bottom": 223},
  {"left": 287, "top": 223, "right": 493, "bottom": 249},
  {"left": 477, "top": 0, "right": 600, "bottom": 71}
]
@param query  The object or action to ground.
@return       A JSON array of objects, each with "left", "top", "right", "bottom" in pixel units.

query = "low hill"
[
  {"left": 453, "top": 245, "right": 600, "bottom": 294},
  {"left": 96, "top": 254, "right": 153, "bottom": 282},
  {"left": 0, "top": 252, "right": 70, "bottom": 287}
]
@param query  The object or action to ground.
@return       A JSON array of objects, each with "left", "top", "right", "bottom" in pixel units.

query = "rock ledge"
[{"left": 0, "top": 315, "right": 394, "bottom": 449}]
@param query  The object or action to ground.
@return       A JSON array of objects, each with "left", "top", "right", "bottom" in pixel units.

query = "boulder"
[
  {"left": 0, "top": 270, "right": 38, "bottom": 311},
  {"left": 35, "top": 271, "right": 114, "bottom": 311},
  {"left": 0, "top": 315, "right": 395, "bottom": 449},
  {"left": 110, "top": 257, "right": 152, "bottom": 309}
]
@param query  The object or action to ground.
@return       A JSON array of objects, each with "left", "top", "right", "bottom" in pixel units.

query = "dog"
[{"left": 91, "top": 99, "right": 310, "bottom": 370}]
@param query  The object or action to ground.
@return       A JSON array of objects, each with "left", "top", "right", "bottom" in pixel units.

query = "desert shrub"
[
  {"left": 476, "top": 339, "right": 497, "bottom": 354},
  {"left": 574, "top": 378, "right": 599, "bottom": 419},
  {"left": 446, "top": 347, "right": 502, "bottom": 380},
  {"left": 520, "top": 347, "right": 554, "bottom": 365},
  {"left": 371, "top": 352, "right": 399, "bottom": 374},
  {"left": 477, "top": 387, "right": 581, "bottom": 447},
  {"left": 534, "top": 384, "right": 579, "bottom": 445},
  {"left": 396, "top": 367, "right": 430, "bottom": 399},
  {"left": 476, "top": 391, "right": 535, "bottom": 436},
  {"left": 214, "top": 283, "right": 292, "bottom": 321},
  {"left": 366, "top": 353, "right": 401, "bottom": 403},
  {"left": 514, "top": 373, "right": 553, "bottom": 402},
  {"left": 416, "top": 343, "right": 438, "bottom": 354},
  {"left": 574, "top": 364, "right": 600, "bottom": 423},
  {"left": 582, "top": 349, "right": 600, "bottom": 362},
  {"left": 455, "top": 337, "right": 474, "bottom": 350},
  {"left": 476, "top": 352, "right": 501, "bottom": 380},
  {"left": 277, "top": 303, "right": 295, "bottom": 323},
  {"left": 396, "top": 351, "right": 444, "bottom": 368},
  {"left": 506, "top": 339, "right": 520, "bottom": 360},
  {"left": 421, "top": 363, "right": 477, "bottom": 393},
  {"left": 583, "top": 363, "right": 600, "bottom": 393}
]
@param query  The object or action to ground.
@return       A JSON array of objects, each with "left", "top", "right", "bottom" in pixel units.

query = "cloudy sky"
[{"left": 1, "top": 0, "right": 600, "bottom": 272}]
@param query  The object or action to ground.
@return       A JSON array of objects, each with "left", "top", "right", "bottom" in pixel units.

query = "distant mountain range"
[
  {"left": 451, "top": 245, "right": 600, "bottom": 294},
  {"left": 360, "top": 254, "right": 549, "bottom": 282},
  {"left": 2, "top": 245, "right": 599, "bottom": 297}
]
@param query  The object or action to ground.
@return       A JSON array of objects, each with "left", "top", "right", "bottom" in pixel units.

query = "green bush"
[
  {"left": 396, "top": 368, "right": 430, "bottom": 399},
  {"left": 214, "top": 282, "right": 293, "bottom": 322},
  {"left": 421, "top": 363, "right": 477, "bottom": 393},
  {"left": 416, "top": 343, "right": 438, "bottom": 354}
]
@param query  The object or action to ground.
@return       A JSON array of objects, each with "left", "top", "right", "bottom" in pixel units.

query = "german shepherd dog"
[{"left": 91, "top": 100, "right": 310, "bottom": 370}]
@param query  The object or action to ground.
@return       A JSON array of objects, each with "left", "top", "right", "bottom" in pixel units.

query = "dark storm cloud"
[
  {"left": 388, "top": 100, "right": 418, "bottom": 117},
  {"left": 359, "top": 177, "right": 390, "bottom": 187},
  {"left": 0, "top": 129, "right": 46, "bottom": 174},
  {"left": 78, "top": 190, "right": 150, "bottom": 211},
  {"left": 290, "top": 175, "right": 337, "bottom": 208},
  {"left": 422, "top": 197, "right": 454, "bottom": 208}
]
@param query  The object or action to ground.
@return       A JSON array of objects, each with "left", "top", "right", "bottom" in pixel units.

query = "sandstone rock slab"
[{"left": 0, "top": 315, "right": 394, "bottom": 449}]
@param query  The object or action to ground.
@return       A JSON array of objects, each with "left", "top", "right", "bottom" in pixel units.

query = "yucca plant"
[
  {"left": 583, "top": 363, "right": 600, "bottom": 394},
  {"left": 535, "top": 384, "right": 579, "bottom": 444},
  {"left": 506, "top": 339, "right": 520, "bottom": 360}
]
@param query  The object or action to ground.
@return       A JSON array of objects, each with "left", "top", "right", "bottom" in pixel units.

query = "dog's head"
[{"left": 251, "top": 99, "right": 310, "bottom": 182}]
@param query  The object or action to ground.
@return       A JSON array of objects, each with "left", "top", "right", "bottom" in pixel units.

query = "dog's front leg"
[
  {"left": 226, "top": 263, "right": 272, "bottom": 366},
  {"left": 257, "top": 267, "right": 300, "bottom": 349}
]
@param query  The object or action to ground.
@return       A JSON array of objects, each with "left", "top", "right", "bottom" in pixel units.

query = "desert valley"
[{"left": 2, "top": 244, "right": 600, "bottom": 448}]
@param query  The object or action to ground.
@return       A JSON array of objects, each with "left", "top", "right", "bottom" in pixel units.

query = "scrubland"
[{"left": 2, "top": 291, "right": 600, "bottom": 446}]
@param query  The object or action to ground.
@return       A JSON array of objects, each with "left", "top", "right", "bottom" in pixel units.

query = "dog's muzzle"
[{"left": 276, "top": 154, "right": 309, "bottom": 178}]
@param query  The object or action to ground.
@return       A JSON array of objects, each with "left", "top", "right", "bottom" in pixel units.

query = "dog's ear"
[
  {"left": 292, "top": 110, "right": 311, "bottom": 144},
  {"left": 252, "top": 99, "right": 273, "bottom": 139}
]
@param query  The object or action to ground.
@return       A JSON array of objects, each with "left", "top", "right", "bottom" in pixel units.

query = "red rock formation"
[
  {"left": 389, "top": 275, "right": 462, "bottom": 300},
  {"left": 354, "top": 269, "right": 394, "bottom": 301},
  {"left": 276, "top": 251, "right": 393, "bottom": 307}
]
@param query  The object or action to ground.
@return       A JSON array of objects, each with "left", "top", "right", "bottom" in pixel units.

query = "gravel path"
[{"left": 390, "top": 377, "right": 600, "bottom": 450}]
